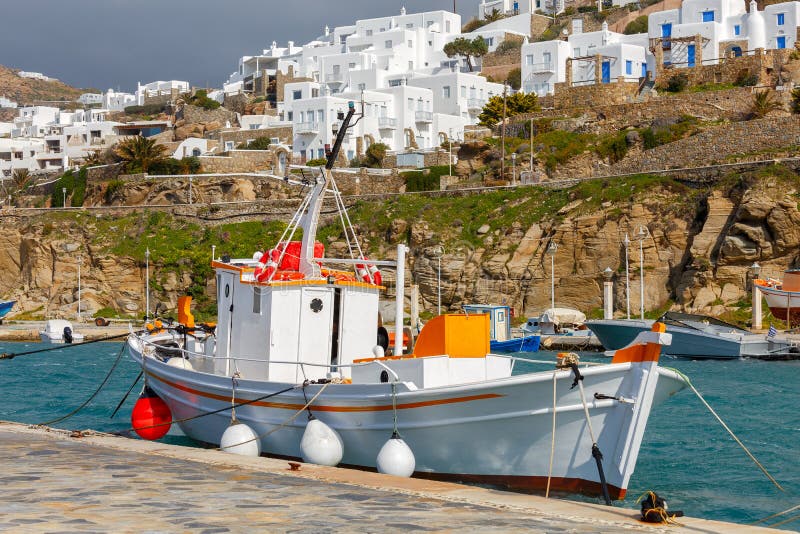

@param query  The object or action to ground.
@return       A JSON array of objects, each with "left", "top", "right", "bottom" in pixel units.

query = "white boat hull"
[
  {"left": 128, "top": 336, "right": 684, "bottom": 499},
  {"left": 39, "top": 332, "right": 85, "bottom": 344}
]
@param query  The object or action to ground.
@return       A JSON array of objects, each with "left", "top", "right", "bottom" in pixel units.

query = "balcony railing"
[
  {"left": 414, "top": 111, "right": 433, "bottom": 122},
  {"left": 528, "top": 62, "right": 555, "bottom": 74},
  {"left": 378, "top": 117, "right": 397, "bottom": 128},
  {"left": 467, "top": 98, "right": 486, "bottom": 111},
  {"left": 325, "top": 73, "right": 344, "bottom": 83},
  {"left": 295, "top": 121, "right": 319, "bottom": 134}
]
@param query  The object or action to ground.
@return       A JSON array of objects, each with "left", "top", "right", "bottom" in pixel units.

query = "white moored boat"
[
  {"left": 40, "top": 319, "right": 84, "bottom": 344},
  {"left": 127, "top": 102, "right": 686, "bottom": 501}
]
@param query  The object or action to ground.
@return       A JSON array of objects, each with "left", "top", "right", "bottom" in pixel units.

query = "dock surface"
[{"left": 0, "top": 422, "right": 781, "bottom": 533}]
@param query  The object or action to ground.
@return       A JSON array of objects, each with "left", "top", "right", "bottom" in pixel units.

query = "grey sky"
[{"left": 0, "top": 1, "right": 475, "bottom": 92}]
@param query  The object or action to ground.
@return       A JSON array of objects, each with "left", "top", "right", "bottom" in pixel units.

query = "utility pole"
[{"left": 500, "top": 84, "right": 507, "bottom": 182}]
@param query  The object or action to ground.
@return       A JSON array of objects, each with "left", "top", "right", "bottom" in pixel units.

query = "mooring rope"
[
  {"left": 671, "top": 368, "right": 784, "bottom": 492},
  {"left": 0, "top": 331, "right": 132, "bottom": 360},
  {"left": 37, "top": 344, "right": 127, "bottom": 426},
  {"left": 752, "top": 503, "right": 800, "bottom": 525},
  {"left": 545, "top": 368, "right": 558, "bottom": 498}
]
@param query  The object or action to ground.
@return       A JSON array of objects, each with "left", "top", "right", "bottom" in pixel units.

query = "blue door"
[
  {"left": 601, "top": 61, "right": 610, "bottom": 83},
  {"left": 662, "top": 23, "right": 672, "bottom": 50},
  {"left": 687, "top": 44, "right": 696, "bottom": 67},
  {"left": 641, "top": 63, "right": 648, "bottom": 78},
  {"left": 777, "top": 36, "right": 787, "bottom": 49}
]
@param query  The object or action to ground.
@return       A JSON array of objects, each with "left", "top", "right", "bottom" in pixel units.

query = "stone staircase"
[{"left": 634, "top": 79, "right": 657, "bottom": 102}]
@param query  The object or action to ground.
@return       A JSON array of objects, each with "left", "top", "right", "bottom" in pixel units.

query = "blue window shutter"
[
  {"left": 702, "top": 11, "right": 714, "bottom": 22},
  {"left": 661, "top": 23, "right": 672, "bottom": 37},
  {"left": 687, "top": 44, "right": 696, "bottom": 67},
  {"left": 734, "top": 25, "right": 740, "bottom": 36},
  {"left": 642, "top": 63, "right": 647, "bottom": 77},
  {"left": 626, "top": 60, "right": 633, "bottom": 75},
  {"left": 777, "top": 13, "right": 785, "bottom": 25}
]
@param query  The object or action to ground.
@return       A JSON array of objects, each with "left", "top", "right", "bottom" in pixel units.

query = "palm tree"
[
  {"left": 11, "top": 168, "right": 31, "bottom": 191},
  {"left": 113, "top": 136, "right": 168, "bottom": 173},
  {"left": 748, "top": 90, "right": 783, "bottom": 120}
]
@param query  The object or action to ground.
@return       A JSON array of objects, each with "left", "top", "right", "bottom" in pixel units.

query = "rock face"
[{"left": 2, "top": 177, "right": 799, "bottom": 322}]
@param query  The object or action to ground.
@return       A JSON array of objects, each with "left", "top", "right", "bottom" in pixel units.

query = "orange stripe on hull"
[{"left": 147, "top": 371, "right": 502, "bottom": 411}]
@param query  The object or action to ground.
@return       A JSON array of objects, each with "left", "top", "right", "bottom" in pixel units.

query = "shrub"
[
  {"left": 190, "top": 89, "right": 221, "bottom": 110},
  {"left": 149, "top": 157, "right": 202, "bottom": 175},
  {"left": 104, "top": 179, "right": 125, "bottom": 203},
  {"left": 252, "top": 96, "right": 266, "bottom": 104},
  {"left": 664, "top": 73, "right": 689, "bottom": 93},
  {"left": 50, "top": 167, "right": 88, "bottom": 207},
  {"left": 624, "top": 15, "right": 648, "bottom": 35},
  {"left": 123, "top": 104, "right": 165, "bottom": 116},
  {"left": 577, "top": 5, "right": 597, "bottom": 12},
  {"left": 404, "top": 165, "right": 450, "bottom": 192},
  {"left": 506, "top": 67, "right": 522, "bottom": 91},
  {"left": 306, "top": 157, "right": 328, "bottom": 167},
  {"left": 364, "top": 142, "right": 388, "bottom": 168},
  {"left": 495, "top": 39, "right": 523, "bottom": 55},
  {"left": 462, "top": 18, "right": 488, "bottom": 32},
  {"left": 596, "top": 132, "right": 628, "bottom": 163},
  {"left": 238, "top": 136, "right": 271, "bottom": 150},
  {"left": 734, "top": 71, "right": 759, "bottom": 87}
]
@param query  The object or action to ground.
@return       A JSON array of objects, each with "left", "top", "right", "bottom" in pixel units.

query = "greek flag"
[{"left": 768, "top": 325, "right": 778, "bottom": 338}]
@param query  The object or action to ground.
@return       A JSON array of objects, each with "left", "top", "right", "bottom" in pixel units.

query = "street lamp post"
[
  {"left": 751, "top": 262, "right": 762, "bottom": 330},
  {"left": 602, "top": 266, "right": 613, "bottom": 320},
  {"left": 212, "top": 245, "right": 216, "bottom": 262},
  {"left": 62, "top": 187, "right": 67, "bottom": 207},
  {"left": 511, "top": 153, "right": 517, "bottom": 185},
  {"left": 547, "top": 241, "right": 557, "bottom": 309},
  {"left": 145, "top": 247, "right": 150, "bottom": 322},
  {"left": 637, "top": 226, "right": 647, "bottom": 321},
  {"left": 623, "top": 233, "right": 631, "bottom": 319}
]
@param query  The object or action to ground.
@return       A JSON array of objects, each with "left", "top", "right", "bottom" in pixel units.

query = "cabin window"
[
  {"left": 497, "top": 311, "right": 505, "bottom": 322},
  {"left": 253, "top": 287, "right": 262, "bottom": 314}
]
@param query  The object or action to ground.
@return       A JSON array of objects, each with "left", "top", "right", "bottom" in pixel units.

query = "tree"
[
  {"left": 748, "top": 90, "right": 783, "bottom": 119},
  {"left": 364, "top": 142, "right": 388, "bottom": 168},
  {"left": 443, "top": 37, "right": 489, "bottom": 72},
  {"left": 624, "top": 15, "right": 648, "bottom": 35},
  {"left": 11, "top": 168, "right": 31, "bottom": 191},
  {"left": 506, "top": 68, "right": 522, "bottom": 91},
  {"left": 113, "top": 136, "right": 169, "bottom": 173},
  {"left": 478, "top": 92, "right": 539, "bottom": 128}
]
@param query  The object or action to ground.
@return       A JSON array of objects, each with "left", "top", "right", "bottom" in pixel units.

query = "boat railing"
[
  {"left": 135, "top": 335, "right": 401, "bottom": 381},
  {"left": 491, "top": 352, "right": 604, "bottom": 374}
]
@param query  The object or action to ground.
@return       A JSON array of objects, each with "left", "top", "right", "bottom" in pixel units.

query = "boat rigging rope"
[
  {"left": 37, "top": 344, "right": 127, "bottom": 427},
  {"left": 671, "top": 368, "right": 784, "bottom": 492},
  {"left": 391, "top": 381, "right": 401, "bottom": 438},
  {"left": 752, "top": 503, "right": 800, "bottom": 526},
  {"left": 215, "top": 381, "right": 332, "bottom": 451},
  {"left": 115, "top": 384, "right": 299, "bottom": 436},
  {"left": 0, "top": 332, "right": 132, "bottom": 360},
  {"left": 110, "top": 371, "right": 143, "bottom": 419},
  {"left": 545, "top": 369, "right": 558, "bottom": 498}
]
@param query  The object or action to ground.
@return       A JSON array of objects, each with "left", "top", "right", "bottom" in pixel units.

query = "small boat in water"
[
  {"left": 462, "top": 304, "right": 540, "bottom": 353},
  {"left": 755, "top": 269, "right": 800, "bottom": 327},
  {"left": 0, "top": 300, "right": 15, "bottom": 323},
  {"left": 587, "top": 312, "right": 796, "bottom": 359},
  {"left": 523, "top": 308, "right": 599, "bottom": 349},
  {"left": 39, "top": 319, "right": 84, "bottom": 344},
  {"left": 126, "top": 103, "right": 687, "bottom": 501}
]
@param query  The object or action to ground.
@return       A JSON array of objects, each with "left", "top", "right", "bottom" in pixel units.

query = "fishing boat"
[
  {"left": 523, "top": 308, "right": 599, "bottom": 349},
  {"left": 0, "top": 300, "right": 15, "bottom": 323},
  {"left": 755, "top": 269, "right": 800, "bottom": 327},
  {"left": 462, "top": 304, "right": 540, "bottom": 352},
  {"left": 39, "top": 319, "right": 84, "bottom": 344},
  {"left": 126, "top": 102, "right": 686, "bottom": 500},
  {"left": 586, "top": 312, "right": 796, "bottom": 359}
]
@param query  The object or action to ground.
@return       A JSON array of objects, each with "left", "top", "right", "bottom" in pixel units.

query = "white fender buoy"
[
  {"left": 166, "top": 357, "right": 193, "bottom": 370},
  {"left": 372, "top": 345, "right": 385, "bottom": 358},
  {"left": 376, "top": 434, "right": 415, "bottom": 477},
  {"left": 300, "top": 417, "right": 344, "bottom": 466},
  {"left": 220, "top": 421, "right": 261, "bottom": 457}
]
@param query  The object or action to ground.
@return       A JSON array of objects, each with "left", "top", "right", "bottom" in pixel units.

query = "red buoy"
[{"left": 131, "top": 388, "right": 172, "bottom": 440}]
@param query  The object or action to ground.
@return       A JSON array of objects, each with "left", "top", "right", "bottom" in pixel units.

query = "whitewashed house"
[
  {"left": 0, "top": 97, "right": 18, "bottom": 109},
  {"left": 0, "top": 137, "right": 46, "bottom": 176},
  {"left": 521, "top": 22, "right": 651, "bottom": 96},
  {"left": 136, "top": 80, "right": 190, "bottom": 105},
  {"left": 102, "top": 89, "right": 137, "bottom": 111},
  {"left": 78, "top": 93, "right": 103, "bottom": 106}
]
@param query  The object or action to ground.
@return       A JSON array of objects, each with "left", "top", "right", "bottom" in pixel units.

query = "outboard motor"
[{"left": 63, "top": 326, "right": 73, "bottom": 344}]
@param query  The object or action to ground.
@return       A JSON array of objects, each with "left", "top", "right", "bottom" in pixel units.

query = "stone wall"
[
  {"left": 86, "top": 163, "right": 124, "bottom": 184},
  {"left": 656, "top": 47, "right": 794, "bottom": 89},
  {"left": 198, "top": 150, "right": 275, "bottom": 174},
  {"left": 553, "top": 79, "right": 640, "bottom": 109},
  {"left": 222, "top": 93, "right": 250, "bottom": 115},
  {"left": 332, "top": 169, "right": 405, "bottom": 195},
  {"left": 142, "top": 89, "right": 181, "bottom": 107},
  {"left": 182, "top": 105, "right": 237, "bottom": 128}
]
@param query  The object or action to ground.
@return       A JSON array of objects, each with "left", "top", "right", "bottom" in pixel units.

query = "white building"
[
  {"left": 478, "top": 0, "right": 563, "bottom": 17},
  {"left": 0, "top": 137, "right": 46, "bottom": 176},
  {"left": 136, "top": 80, "right": 190, "bottom": 105},
  {"left": 649, "top": 0, "right": 800, "bottom": 68},
  {"left": 17, "top": 71, "right": 55, "bottom": 82},
  {"left": 102, "top": 89, "right": 137, "bottom": 111},
  {"left": 521, "top": 22, "right": 650, "bottom": 96},
  {"left": 0, "top": 97, "right": 17, "bottom": 109},
  {"left": 78, "top": 93, "right": 103, "bottom": 106}
]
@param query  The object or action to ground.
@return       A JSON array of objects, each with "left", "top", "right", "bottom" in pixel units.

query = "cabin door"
[
  {"left": 494, "top": 309, "right": 509, "bottom": 341},
  {"left": 297, "top": 287, "right": 333, "bottom": 381},
  {"left": 215, "top": 271, "right": 236, "bottom": 376}
]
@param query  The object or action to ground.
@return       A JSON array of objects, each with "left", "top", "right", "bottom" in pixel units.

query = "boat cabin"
[
  {"left": 461, "top": 305, "right": 510, "bottom": 341},
  {"left": 212, "top": 256, "right": 380, "bottom": 383}
]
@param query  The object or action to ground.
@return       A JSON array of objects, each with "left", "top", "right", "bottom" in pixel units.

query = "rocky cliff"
[{"left": 1, "top": 168, "right": 799, "bottom": 324}]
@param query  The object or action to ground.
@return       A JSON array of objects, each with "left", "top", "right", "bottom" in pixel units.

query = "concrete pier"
[
  {"left": 0, "top": 321, "right": 132, "bottom": 342},
  {"left": 0, "top": 422, "right": 779, "bottom": 532}
]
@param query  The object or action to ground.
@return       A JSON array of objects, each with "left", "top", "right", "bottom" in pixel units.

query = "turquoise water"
[{"left": 0, "top": 341, "right": 798, "bottom": 529}]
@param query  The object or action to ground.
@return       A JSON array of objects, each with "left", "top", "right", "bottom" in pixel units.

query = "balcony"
[
  {"left": 378, "top": 117, "right": 397, "bottom": 129},
  {"left": 414, "top": 111, "right": 433, "bottom": 123},
  {"left": 529, "top": 62, "right": 555, "bottom": 74},
  {"left": 467, "top": 98, "right": 486, "bottom": 111},
  {"left": 295, "top": 121, "right": 320, "bottom": 134},
  {"left": 325, "top": 73, "right": 344, "bottom": 83}
]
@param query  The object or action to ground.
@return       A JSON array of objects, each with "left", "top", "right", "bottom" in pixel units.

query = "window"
[
  {"left": 385, "top": 40, "right": 392, "bottom": 48},
  {"left": 349, "top": 62, "right": 356, "bottom": 68},
  {"left": 427, "top": 21, "right": 433, "bottom": 28},
  {"left": 626, "top": 60, "right": 633, "bottom": 75},
  {"left": 408, "top": 40, "right": 413, "bottom": 47},
  {"left": 318, "top": 148, "right": 324, "bottom": 158},
  {"left": 253, "top": 287, "right": 261, "bottom": 314},
  {"left": 293, "top": 90, "right": 302, "bottom": 100},
  {"left": 407, "top": 98, "right": 414, "bottom": 110},
  {"left": 734, "top": 24, "right": 740, "bottom": 36},
  {"left": 409, "top": 61, "right": 414, "bottom": 69},
  {"left": 777, "top": 13, "right": 785, "bottom": 25},
  {"left": 484, "top": 37, "right": 494, "bottom": 46},
  {"left": 526, "top": 54, "right": 534, "bottom": 65},
  {"left": 287, "top": 111, "right": 293, "bottom": 121},
  {"left": 443, "top": 86, "right": 451, "bottom": 98},
  {"left": 317, "top": 109, "right": 324, "bottom": 122},
  {"left": 661, "top": 23, "right": 672, "bottom": 37},
  {"left": 358, "top": 83, "right": 366, "bottom": 90},
  {"left": 446, "top": 21, "right": 451, "bottom": 32},
  {"left": 312, "top": 88, "right": 319, "bottom": 97},
  {"left": 299, "top": 111, "right": 304, "bottom": 122},
  {"left": 460, "top": 85, "right": 466, "bottom": 97},
  {"left": 573, "top": 47, "right": 580, "bottom": 56},
  {"left": 366, "top": 29, "right": 373, "bottom": 36},
  {"left": 702, "top": 11, "right": 714, "bottom": 22},
  {"left": 388, "top": 79, "right": 403, "bottom": 87},
  {"left": 406, "top": 23, "right": 413, "bottom": 28}
]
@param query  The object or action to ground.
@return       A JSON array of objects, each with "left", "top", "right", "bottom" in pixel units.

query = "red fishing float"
[{"left": 131, "top": 387, "right": 172, "bottom": 440}]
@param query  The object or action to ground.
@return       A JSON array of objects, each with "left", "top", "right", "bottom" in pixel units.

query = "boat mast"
[{"left": 298, "top": 102, "right": 357, "bottom": 277}]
